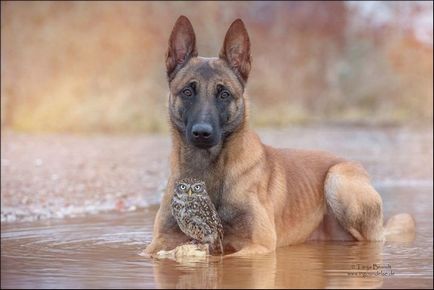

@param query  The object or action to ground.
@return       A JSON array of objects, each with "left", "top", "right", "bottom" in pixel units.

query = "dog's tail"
[{"left": 384, "top": 213, "right": 416, "bottom": 243}]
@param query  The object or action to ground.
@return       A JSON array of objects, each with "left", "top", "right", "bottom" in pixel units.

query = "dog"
[{"left": 143, "top": 16, "right": 415, "bottom": 257}]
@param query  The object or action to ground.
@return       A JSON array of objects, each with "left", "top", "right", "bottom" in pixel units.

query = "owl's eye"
[
  {"left": 178, "top": 184, "right": 187, "bottom": 191},
  {"left": 193, "top": 184, "right": 202, "bottom": 192}
]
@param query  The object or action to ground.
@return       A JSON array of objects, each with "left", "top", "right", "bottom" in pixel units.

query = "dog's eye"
[
  {"left": 182, "top": 88, "right": 193, "bottom": 97},
  {"left": 219, "top": 90, "right": 230, "bottom": 100}
]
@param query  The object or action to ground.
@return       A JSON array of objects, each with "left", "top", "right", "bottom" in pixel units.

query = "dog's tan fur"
[{"left": 143, "top": 16, "right": 414, "bottom": 257}]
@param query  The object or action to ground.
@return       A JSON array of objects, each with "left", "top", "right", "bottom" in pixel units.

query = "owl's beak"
[{"left": 188, "top": 188, "right": 192, "bottom": 196}]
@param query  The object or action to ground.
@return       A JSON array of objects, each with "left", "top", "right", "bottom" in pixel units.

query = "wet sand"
[
  {"left": 1, "top": 132, "right": 170, "bottom": 222},
  {"left": 2, "top": 125, "right": 432, "bottom": 222},
  {"left": 1, "top": 125, "right": 433, "bottom": 288}
]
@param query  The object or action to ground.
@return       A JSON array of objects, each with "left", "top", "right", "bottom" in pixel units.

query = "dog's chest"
[
  {"left": 204, "top": 180, "right": 251, "bottom": 237},
  {"left": 180, "top": 154, "right": 225, "bottom": 203},
  {"left": 178, "top": 149, "right": 251, "bottom": 236}
]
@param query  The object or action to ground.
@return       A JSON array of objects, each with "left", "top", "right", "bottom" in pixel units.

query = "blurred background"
[
  {"left": 1, "top": 3, "right": 433, "bottom": 287},
  {"left": 1, "top": 1, "right": 433, "bottom": 133}
]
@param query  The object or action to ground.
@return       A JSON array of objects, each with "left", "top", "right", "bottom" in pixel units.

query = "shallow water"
[
  {"left": 2, "top": 127, "right": 433, "bottom": 288},
  {"left": 1, "top": 186, "right": 433, "bottom": 289}
]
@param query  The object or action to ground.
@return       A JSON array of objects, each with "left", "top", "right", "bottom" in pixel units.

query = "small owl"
[{"left": 171, "top": 177, "right": 224, "bottom": 254}]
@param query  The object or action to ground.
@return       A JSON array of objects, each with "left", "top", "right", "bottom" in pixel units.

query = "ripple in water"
[{"left": 1, "top": 189, "right": 433, "bottom": 289}]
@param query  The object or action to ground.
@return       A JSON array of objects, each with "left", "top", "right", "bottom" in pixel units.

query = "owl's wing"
[
  {"left": 200, "top": 196, "right": 224, "bottom": 253},
  {"left": 198, "top": 195, "right": 224, "bottom": 234},
  {"left": 171, "top": 196, "right": 180, "bottom": 216}
]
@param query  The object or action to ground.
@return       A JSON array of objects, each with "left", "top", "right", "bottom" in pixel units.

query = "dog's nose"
[{"left": 191, "top": 123, "right": 213, "bottom": 141}]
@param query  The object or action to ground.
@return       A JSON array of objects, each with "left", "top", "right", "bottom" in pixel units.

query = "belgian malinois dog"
[{"left": 143, "top": 16, "right": 415, "bottom": 257}]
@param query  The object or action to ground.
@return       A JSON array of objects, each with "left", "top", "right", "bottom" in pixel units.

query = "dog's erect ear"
[
  {"left": 219, "top": 19, "right": 251, "bottom": 83},
  {"left": 166, "top": 16, "right": 198, "bottom": 79}
]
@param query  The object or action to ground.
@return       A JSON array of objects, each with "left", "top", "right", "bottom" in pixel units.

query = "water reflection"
[
  {"left": 1, "top": 187, "right": 432, "bottom": 289},
  {"left": 150, "top": 241, "right": 386, "bottom": 289}
]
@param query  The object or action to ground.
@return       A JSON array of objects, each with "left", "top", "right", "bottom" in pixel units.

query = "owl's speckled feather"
[{"left": 171, "top": 177, "right": 224, "bottom": 254}]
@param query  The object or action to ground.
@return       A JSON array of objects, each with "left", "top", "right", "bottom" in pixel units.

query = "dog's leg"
[
  {"left": 141, "top": 232, "right": 189, "bottom": 257},
  {"left": 141, "top": 197, "right": 190, "bottom": 256},
  {"left": 223, "top": 200, "right": 277, "bottom": 257},
  {"left": 324, "top": 161, "right": 384, "bottom": 241},
  {"left": 224, "top": 244, "right": 273, "bottom": 257}
]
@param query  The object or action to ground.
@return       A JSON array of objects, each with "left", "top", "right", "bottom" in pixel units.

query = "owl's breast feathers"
[{"left": 171, "top": 191, "right": 224, "bottom": 246}]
